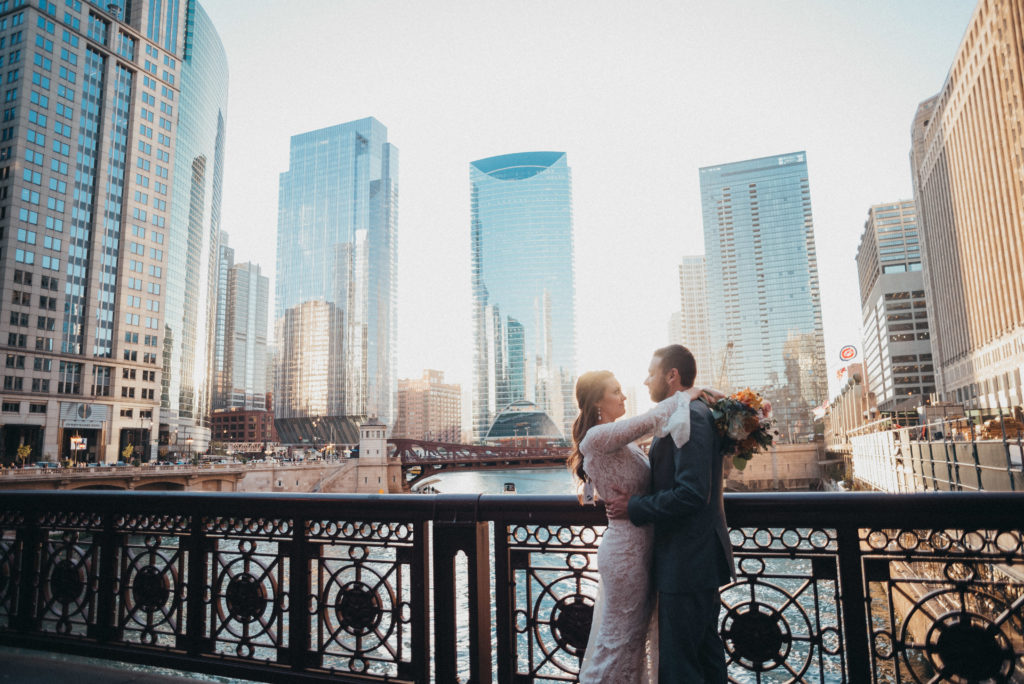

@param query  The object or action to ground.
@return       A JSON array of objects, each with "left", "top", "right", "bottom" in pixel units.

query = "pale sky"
[{"left": 202, "top": 0, "right": 975, "bottom": 415}]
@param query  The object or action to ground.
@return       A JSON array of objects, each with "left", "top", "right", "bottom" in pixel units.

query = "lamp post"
[{"left": 186, "top": 437, "right": 193, "bottom": 463}]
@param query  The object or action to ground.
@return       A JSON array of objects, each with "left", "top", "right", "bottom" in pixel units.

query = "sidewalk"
[{"left": 0, "top": 646, "right": 253, "bottom": 683}]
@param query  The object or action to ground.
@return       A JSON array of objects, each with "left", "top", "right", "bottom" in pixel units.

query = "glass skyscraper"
[
  {"left": 212, "top": 230, "right": 233, "bottom": 410},
  {"left": 275, "top": 118, "right": 398, "bottom": 428},
  {"left": 161, "top": 0, "right": 227, "bottom": 454},
  {"left": 470, "top": 151, "right": 576, "bottom": 442},
  {"left": 700, "top": 152, "right": 826, "bottom": 442}
]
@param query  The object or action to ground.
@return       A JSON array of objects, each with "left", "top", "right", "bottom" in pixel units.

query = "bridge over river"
[{"left": 0, "top": 439, "right": 571, "bottom": 492}]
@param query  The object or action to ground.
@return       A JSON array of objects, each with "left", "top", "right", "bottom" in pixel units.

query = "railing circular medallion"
[
  {"left": 336, "top": 581, "right": 383, "bottom": 635},
  {"left": 50, "top": 558, "right": 85, "bottom": 605},
  {"left": 722, "top": 602, "right": 790, "bottom": 670},
  {"left": 225, "top": 572, "right": 266, "bottom": 622},
  {"left": 132, "top": 564, "right": 170, "bottom": 613},
  {"left": 550, "top": 594, "right": 594, "bottom": 656},
  {"left": 927, "top": 614, "right": 1011, "bottom": 681}
]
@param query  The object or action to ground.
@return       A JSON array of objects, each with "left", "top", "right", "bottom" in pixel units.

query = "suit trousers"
[{"left": 657, "top": 587, "right": 727, "bottom": 683}]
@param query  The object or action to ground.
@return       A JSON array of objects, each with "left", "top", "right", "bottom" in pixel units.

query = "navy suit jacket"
[{"left": 627, "top": 399, "right": 735, "bottom": 593}]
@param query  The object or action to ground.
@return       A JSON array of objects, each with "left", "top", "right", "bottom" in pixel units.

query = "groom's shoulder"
[
  {"left": 690, "top": 398, "right": 713, "bottom": 417},
  {"left": 689, "top": 398, "right": 714, "bottom": 427}
]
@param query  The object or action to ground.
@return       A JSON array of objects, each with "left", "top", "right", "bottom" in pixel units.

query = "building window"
[
  {"left": 1, "top": 400, "right": 19, "bottom": 412},
  {"left": 57, "top": 360, "right": 80, "bottom": 394},
  {"left": 91, "top": 364, "right": 111, "bottom": 396}
]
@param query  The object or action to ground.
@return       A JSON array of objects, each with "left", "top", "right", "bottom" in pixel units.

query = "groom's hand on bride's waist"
[{"left": 604, "top": 487, "right": 629, "bottom": 520}]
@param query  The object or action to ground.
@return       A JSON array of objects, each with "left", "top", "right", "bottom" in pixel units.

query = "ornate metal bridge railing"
[{"left": 0, "top": 491, "right": 1022, "bottom": 683}]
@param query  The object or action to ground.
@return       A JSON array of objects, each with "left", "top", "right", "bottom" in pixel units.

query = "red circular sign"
[{"left": 839, "top": 345, "right": 857, "bottom": 361}]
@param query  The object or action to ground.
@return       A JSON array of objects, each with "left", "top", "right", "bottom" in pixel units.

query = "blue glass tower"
[
  {"left": 700, "top": 152, "right": 826, "bottom": 442},
  {"left": 471, "top": 152, "right": 576, "bottom": 442},
  {"left": 162, "top": 0, "right": 228, "bottom": 452},
  {"left": 276, "top": 118, "right": 398, "bottom": 427}
]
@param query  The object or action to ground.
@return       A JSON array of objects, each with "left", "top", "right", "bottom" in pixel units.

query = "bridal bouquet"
[{"left": 708, "top": 388, "right": 776, "bottom": 471}]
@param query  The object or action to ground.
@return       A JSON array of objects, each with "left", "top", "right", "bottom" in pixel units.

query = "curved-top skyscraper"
[{"left": 470, "top": 152, "right": 576, "bottom": 442}]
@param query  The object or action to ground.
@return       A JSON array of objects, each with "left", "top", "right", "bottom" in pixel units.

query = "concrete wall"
[
  {"left": 725, "top": 443, "right": 823, "bottom": 491},
  {"left": 235, "top": 461, "right": 360, "bottom": 493}
]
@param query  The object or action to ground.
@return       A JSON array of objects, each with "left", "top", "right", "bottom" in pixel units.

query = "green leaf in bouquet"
[{"left": 732, "top": 454, "right": 748, "bottom": 471}]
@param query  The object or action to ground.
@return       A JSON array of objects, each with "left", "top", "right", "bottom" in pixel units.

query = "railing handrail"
[{"left": 3, "top": 489, "right": 1024, "bottom": 526}]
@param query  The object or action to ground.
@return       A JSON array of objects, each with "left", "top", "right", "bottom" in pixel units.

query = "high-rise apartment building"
[
  {"left": 470, "top": 151, "right": 576, "bottom": 442},
  {"left": 678, "top": 255, "right": 712, "bottom": 386},
  {"left": 0, "top": 0, "right": 226, "bottom": 464},
  {"left": 393, "top": 369, "right": 461, "bottom": 442},
  {"left": 856, "top": 200, "right": 935, "bottom": 414},
  {"left": 211, "top": 229, "right": 232, "bottom": 409},
  {"left": 222, "top": 261, "right": 267, "bottom": 410},
  {"left": 700, "top": 152, "right": 826, "bottom": 442},
  {"left": 910, "top": 0, "right": 1024, "bottom": 411},
  {"left": 275, "top": 118, "right": 398, "bottom": 428}
]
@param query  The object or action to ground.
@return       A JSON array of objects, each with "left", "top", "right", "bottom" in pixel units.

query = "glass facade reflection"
[
  {"left": 211, "top": 230, "right": 233, "bottom": 409},
  {"left": 162, "top": 0, "right": 227, "bottom": 451},
  {"left": 700, "top": 152, "right": 826, "bottom": 442},
  {"left": 224, "top": 262, "right": 268, "bottom": 410},
  {"left": 470, "top": 152, "right": 576, "bottom": 442},
  {"left": 276, "top": 118, "right": 398, "bottom": 426}
]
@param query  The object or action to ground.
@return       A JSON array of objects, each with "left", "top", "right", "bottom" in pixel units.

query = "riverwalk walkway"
[{"left": 0, "top": 646, "right": 250, "bottom": 683}]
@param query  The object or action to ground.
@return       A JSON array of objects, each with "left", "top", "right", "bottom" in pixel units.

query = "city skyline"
[{"left": 203, "top": 0, "right": 976, "bottom": 414}]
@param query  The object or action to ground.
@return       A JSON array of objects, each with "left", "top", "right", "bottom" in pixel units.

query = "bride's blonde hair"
[{"left": 567, "top": 370, "right": 614, "bottom": 484}]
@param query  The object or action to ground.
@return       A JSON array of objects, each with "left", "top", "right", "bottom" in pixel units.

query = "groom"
[{"left": 605, "top": 344, "right": 735, "bottom": 683}]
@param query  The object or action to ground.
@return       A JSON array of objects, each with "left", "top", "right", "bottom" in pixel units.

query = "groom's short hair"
[{"left": 654, "top": 344, "right": 697, "bottom": 388}]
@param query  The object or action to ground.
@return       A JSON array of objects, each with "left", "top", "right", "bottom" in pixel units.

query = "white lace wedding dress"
[{"left": 576, "top": 394, "right": 690, "bottom": 684}]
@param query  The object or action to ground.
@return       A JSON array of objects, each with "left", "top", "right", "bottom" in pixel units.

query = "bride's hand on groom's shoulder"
[{"left": 698, "top": 387, "right": 725, "bottom": 404}]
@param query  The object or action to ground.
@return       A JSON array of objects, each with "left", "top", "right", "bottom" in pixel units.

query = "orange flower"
[{"left": 731, "top": 387, "right": 763, "bottom": 411}]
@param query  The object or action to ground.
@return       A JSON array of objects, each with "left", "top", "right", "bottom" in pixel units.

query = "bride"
[{"left": 567, "top": 370, "right": 705, "bottom": 683}]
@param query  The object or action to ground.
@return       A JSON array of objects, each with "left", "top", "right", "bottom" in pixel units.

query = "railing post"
[
  {"left": 13, "top": 512, "right": 42, "bottom": 633},
  {"left": 182, "top": 512, "right": 210, "bottom": 654},
  {"left": 432, "top": 515, "right": 492, "bottom": 684},
  {"left": 92, "top": 511, "right": 117, "bottom": 642},
  {"left": 288, "top": 515, "right": 313, "bottom": 671},
  {"left": 836, "top": 524, "right": 871, "bottom": 683}
]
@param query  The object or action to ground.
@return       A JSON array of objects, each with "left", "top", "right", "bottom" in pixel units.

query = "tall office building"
[
  {"left": 222, "top": 261, "right": 267, "bottom": 410},
  {"left": 678, "top": 255, "right": 712, "bottom": 386},
  {"left": 275, "top": 118, "right": 398, "bottom": 428},
  {"left": 470, "top": 151, "right": 576, "bottom": 442},
  {"left": 910, "top": 0, "right": 1024, "bottom": 411},
  {"left": 667, "top": 310, "right": 683, "bottom": 345},
  {"left": 211, "top": 229, "right": 233, "bottom": 409},
  {"left": 393, "top": 369, "right": 461, "bottom": 442},
  {"left": 856, "top": 200, "right": 935, "bottom": 414},
  {"left": 0, "top": 0, "right": 225, "bottom": 464},
  {"left": 161, "top": 0, "right": 227, "bottom": 454},
  {"left": 700, "top": 152, "right": 826, "bottom": 442}
]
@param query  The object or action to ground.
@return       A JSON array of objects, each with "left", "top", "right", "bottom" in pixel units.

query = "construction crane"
[{"left": 716, "top": 341, "right": 734, "bottom": 389}]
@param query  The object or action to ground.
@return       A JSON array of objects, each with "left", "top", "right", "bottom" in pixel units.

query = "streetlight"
[{"left": 185, "top": 437, "right": 193, "bottom": 463}]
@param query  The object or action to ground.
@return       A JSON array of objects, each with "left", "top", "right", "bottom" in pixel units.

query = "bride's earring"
[{"left": 597, "top": 406, "right": 602, "bottom": 422}]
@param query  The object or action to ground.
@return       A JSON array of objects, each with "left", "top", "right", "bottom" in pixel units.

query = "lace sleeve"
[{"left": 580, "top": 393, "right": 688, "bottom": 456}]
